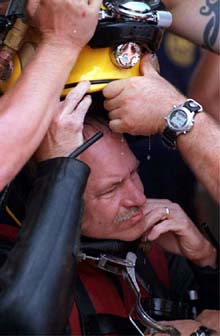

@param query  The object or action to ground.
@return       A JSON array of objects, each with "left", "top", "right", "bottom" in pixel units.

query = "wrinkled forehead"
[{"left": 81, "top": 121, "right": 135, "bottom": 174}]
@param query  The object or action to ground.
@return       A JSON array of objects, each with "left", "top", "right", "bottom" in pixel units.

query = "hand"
[
  {"left": 27, "top": 0, "right": 102, "bottom": 50},
  {"left": 103, "top": 54, "right": 185, "bottom": 136},
  {"left": 146, "top": 320, "right": 202, "bottom": 336},
  {"left": 197, "top": 310, "right": 220, "bottom": 331},
  {"left": 142, "top": 199, "right": 216, "bottom": 267},
  {"left": 35, "top": 81, "right": 91, "bottom": 161}
]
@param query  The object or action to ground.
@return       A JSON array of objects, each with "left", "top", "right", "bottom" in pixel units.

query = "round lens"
[{"left": 111, "top": 42, "right": 142, "bottom": 69}]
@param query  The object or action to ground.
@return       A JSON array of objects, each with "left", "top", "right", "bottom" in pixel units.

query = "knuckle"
[{"left": 173, "top": 202, "right": 181, "bottom": 210}]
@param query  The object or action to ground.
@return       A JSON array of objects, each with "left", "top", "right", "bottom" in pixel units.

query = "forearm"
[
  {"left": 176, "top": 112, "right": 220, "bottom": 203},
  {"left": 0, "top": 41, "right": 81, "bottom": 191},
  {"left": 188, "top": 52, "right": 220, "bottom": 122},
  {"left": 163, "top": 0, "right": 220, "bottom": 53},
  {"left": 0, "top": 158, "right": 90, "bottom": 334}
]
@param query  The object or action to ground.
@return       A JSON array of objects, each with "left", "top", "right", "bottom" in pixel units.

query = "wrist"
[
  {"left": 160, "top": 98, "right": 203, "bottom": 149},
  {"left": 40, "top": 36, "right": 82, "bottom": 60},
  {"left": 33, "top": 39, "right": 81, "bottom": 81},
  {"left": 191, "top": 243, "right": 217, "bottom": 268},
  {"left": 158, "top": 95, "right": 186, "bottom": 134}
]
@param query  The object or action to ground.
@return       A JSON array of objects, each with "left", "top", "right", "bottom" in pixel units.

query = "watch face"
[{"left": 169, "top": 109, "right": 187, "bottom": 129}]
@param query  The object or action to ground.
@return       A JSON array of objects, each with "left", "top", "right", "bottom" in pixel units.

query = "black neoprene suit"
[{"left": 0, "top": 157, "right": 90, "bottom": 335}]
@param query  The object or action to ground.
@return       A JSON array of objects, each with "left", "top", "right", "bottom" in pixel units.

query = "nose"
[{"left": 122, "top": 179, "right": 146, "bottom": 208}]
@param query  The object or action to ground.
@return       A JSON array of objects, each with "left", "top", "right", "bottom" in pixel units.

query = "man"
[
  {"left": 103, "top": 0, "right": 220, "bottom": 204},
  {"left": 0, "top": 0, "right": 101, "bottom": 191},
  {"left": 35, "top": 113, "right": 219, "bottom": 335}
]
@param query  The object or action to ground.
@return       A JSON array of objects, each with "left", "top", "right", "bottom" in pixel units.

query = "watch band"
[
  {"left": 161, "top": 127, "right": 177, "bottom": 150},
  {"left": 161, "top": 99, "right": 203, "bottom": 149}
]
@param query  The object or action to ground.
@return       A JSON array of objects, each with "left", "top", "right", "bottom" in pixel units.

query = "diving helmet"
[{"left": 0, "top": 0, "right": 172, "bottom": 95}]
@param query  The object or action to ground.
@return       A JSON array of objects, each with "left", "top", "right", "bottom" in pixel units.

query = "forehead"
[{"left": 81, "top": 130, "right": 137, "bottom": 185}]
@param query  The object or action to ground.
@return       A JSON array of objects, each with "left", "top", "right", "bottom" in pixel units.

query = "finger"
[
  {"left": 144, "top": 207, "right": 171, "bottom": 231},
  {"left": 140, "top": 53, "right": 158, "bottom": 76},
  {"left": 103, "top": 80, "right": 125, "bottom": 99},
  {"left": 104, "top": 95, "right": 124, "bottom": 112},
  {"left": 66, "top": 81, "right": 90, "bottom": 103},
  {"left": 143, "top": 199, "right": 174, "bottom": 216},
  {"left": 26, "top": 0, "right": 39, "bottom": 18},
  {"left": 109, "top": 119, "right": 124, "bottom": 133},
  {"left": 74, "top": 95, "right": 92, "bottom": 122},
  {"left": 147, "top": 219, "right": 178, "bottom": 240},
  {"left": 61, "top": 81, "right": 90, "bottom": 116},
  {"left": 146, "top": 198, "right": 173, "bottom": 204},
  {"left": 108, "top": 107, "right": 124, "bottom": 120}
]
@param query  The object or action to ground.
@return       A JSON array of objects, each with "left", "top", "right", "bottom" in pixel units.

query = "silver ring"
[
  {"left": 165, "top": 207, "right": 170, "bottom": 217},
  {"left": 161, "top": 207, "right": 170, "bottom": 221}
]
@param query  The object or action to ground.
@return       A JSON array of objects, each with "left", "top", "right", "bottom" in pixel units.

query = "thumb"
[
  {"left": 26, "top": 0, "right": 40, "bottom": 20},
  {"left": 140, "top": 53, "right": 160, "bottom": 76}
]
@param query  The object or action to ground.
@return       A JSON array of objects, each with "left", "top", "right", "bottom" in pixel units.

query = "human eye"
[
  {"left": 103, "top": 184, "right": 118, "bottom": 195},
  {"left": 96, "top": 183, "right": 120, "bottom": 198}
]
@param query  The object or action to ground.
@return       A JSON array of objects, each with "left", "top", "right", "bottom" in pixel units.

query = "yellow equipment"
[{"left": 0, "top": 1, "right": 172, "bottom": 96}]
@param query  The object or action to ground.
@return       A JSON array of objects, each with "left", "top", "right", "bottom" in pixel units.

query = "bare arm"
[
  {"left": 151, "top": 320, "right": 219, "bottom": 336},
  {"left": 163, "top": 0, "right": 220, "bottom": 53},
  {"left": 0, "top": 0, "right": 101, "bottom": 191},
  {"left": 197, "top": 310, "right": 220, "bottom": 330},
  {"left": 176, "top": 111, "right": 220, "bottom": 204},
  {"left": 188, "top": 51, "right": 220, "bottom": 123}
]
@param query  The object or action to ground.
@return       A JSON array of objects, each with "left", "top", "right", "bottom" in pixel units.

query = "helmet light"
[{"left": 111, "top": 42, "right": 142, "bottom": 68}]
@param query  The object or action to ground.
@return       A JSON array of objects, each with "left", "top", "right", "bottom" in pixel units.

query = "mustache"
[{"left": 114, "top": 206, "right": 141, "bottom": 224}]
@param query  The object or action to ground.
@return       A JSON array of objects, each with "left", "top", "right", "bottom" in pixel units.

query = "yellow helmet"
[{"left": 0, "top": 0, "right": 172, "bottom": 96}]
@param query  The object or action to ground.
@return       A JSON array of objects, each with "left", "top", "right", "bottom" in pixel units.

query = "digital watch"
[{"left": 161, "top": 99, "right": 203, "bottom": 149}]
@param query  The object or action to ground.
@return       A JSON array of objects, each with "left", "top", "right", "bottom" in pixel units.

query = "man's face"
[{"left": 81, "top": 127, "right": 147, "bottom": 241}]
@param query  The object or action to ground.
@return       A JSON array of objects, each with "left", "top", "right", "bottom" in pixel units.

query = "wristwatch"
[
  {"left": 161, "top": 98, "right": 203, "bottom": 149},
  {"left": 190, "top": 325, "right": 218, "bottom": 336}
]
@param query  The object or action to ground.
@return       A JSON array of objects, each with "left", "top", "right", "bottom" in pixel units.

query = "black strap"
[
  {"left": 75, "top": 276, "right": 143, "bottom": 335},
  {"left": 75, "top": 276, "right": 102, "bottom": 335},
  {"left": 161, "top": 127, "right": 177, "bottom": 149},
  {"left": 136, "top": 249, "right": 170, "bottom": 299},
  {"left": 96, "top": 314, "right": 143, "bottom": 335}
]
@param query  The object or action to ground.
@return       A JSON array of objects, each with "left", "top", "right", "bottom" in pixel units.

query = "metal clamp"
[
  {"left": 125, "top": 252, "right": 181, "bottom": 336},
  {"left": 78, "top": 251, "right": 181, "bottom": 336},
  {"left": 78, "top": 252, "right": 134, "bottom": 275}
]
